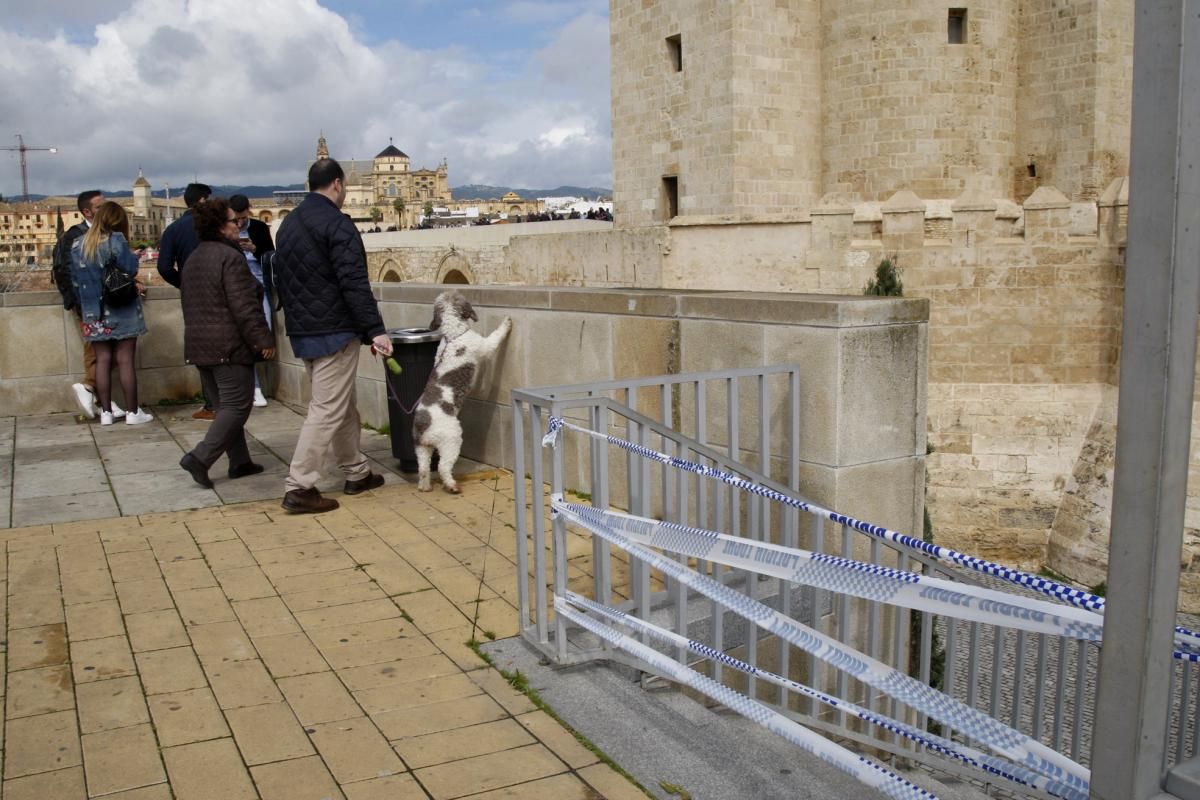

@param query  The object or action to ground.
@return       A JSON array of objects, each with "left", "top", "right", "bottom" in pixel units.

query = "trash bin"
[{"left": 383, "top": 327, "right": 442, "bottom": 473}]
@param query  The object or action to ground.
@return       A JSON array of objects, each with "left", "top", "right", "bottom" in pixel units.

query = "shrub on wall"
[{"left": 864, "top": 255, "right": 903, "bottom": 296}]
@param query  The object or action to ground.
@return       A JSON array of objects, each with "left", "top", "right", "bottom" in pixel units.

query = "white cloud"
[{"left": 0, "top": 0, "right": 611, "bottom": 197}]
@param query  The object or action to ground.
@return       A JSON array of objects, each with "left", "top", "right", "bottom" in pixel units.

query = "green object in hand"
[{"left": 384, "top": 357, "right": 402, "bottom": 376}]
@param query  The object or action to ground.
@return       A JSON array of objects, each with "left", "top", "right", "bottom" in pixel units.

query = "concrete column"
[{"left": 1091, "top": 2, "right": 1200, "bottom": 798}]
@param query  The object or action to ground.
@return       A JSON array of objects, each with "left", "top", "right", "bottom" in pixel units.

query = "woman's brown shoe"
[{"left": 281, "top": 488, "right": 339, "bottom": 514}]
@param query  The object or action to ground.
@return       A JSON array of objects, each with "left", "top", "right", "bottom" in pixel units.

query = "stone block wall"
[
  {"left": 610, "top": 1, "right": 739, "bottom": 227},
  {"left": 0, "top": 288, "right": 200, "bottom": 415},
  {"left": 363, "top": 220, "right": 619, "bottom": 286},
  {"left": 1015, "top": 0, "right": 1133, "bottom": 201},
  {"left": 610, "top": 0, "right": 1133, "bottom": 222},
  {"left": 821, "top": 1, "right": 1020, "bottom": 200},
  {"left": 270, "top": 285, "right": 930, "bottom": 546},
  {"left": 352, "top": 182, "right": 1130, "bottom": 582}
]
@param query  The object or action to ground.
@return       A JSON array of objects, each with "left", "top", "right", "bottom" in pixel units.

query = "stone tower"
[
  {"left": 373, "top": 139, "right": 410, "bottom": 201},
  {"left": 132, "top": 169, "right": 152, "bottom": 218},
  {"left": 610, "top": 0, "right": 1133, "bottom": 227}
]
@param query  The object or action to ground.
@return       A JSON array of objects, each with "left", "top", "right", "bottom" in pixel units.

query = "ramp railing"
[{"left": 510, "top": 368, "right": 1200, "bottom": 798}]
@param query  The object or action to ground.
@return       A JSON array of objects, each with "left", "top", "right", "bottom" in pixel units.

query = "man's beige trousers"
[{"left": 286, "top": 340, "right": 371, "bottom": 492}]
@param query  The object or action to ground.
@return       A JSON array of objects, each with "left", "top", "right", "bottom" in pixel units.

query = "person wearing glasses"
[
  {"left": 177, "top": 198, "right": 276, "bottom": 489},
  {"left": 229, "top": 193, "right": 276, "bottom": 407}
]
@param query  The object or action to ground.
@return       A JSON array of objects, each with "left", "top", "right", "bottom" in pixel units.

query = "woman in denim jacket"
[{"left": 70, "top": 201, "right": 153, "bottom": 426}]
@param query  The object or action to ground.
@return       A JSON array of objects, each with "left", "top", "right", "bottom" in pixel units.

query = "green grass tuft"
[{"left": 1037, "top": 565, "right": 1073, "bottom": 584}]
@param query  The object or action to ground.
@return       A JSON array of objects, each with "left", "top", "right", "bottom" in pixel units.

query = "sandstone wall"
[
  {"left": 356, "top": 182, "right": 1128, "bottom": 575},
  {"left": 1015, "top": 0, "right": 1132, "bottom": 201},
  {"left": 270, "top": 285, "right": 930, "bottom": 548},
  {"left": 610, "top": 0, "right": 737, "bottom": 227},
  {"left": 0, "top": 288, "right": 200, "bottom": 414},
  {"left": 731, "top": 0, "right": 822, "bottom": 211},
  {"left": 821, "top": 1, "right": 1020, "bottom": 200}
]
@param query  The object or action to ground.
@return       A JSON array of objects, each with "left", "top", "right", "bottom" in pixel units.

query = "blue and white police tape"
[
  {"left": 541, "top": 416, "right": 1200, "bottom": 660},
  {"left": 561, "top": 591, "right": 1089, "bottom": 800},
  {"left": 551, "top": 500, "right": 1091, "bottom": 792},
  {"left": 553, "top": 499, "right": 1104, "bottom": 643},
  {"left": 553, "top": 595, "right": 940, "bottom": 800}
]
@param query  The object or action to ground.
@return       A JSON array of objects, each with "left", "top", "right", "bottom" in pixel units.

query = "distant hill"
[{"left": 451, "top": 184, "right": 611, "bottom": 201}]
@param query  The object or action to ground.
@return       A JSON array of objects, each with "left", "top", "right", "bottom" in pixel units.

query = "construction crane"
[{"left": 0, "top": 135, "right": 58, "bottom": 203}]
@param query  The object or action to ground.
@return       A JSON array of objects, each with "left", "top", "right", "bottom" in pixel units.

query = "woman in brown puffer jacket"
[{"left": 178, "top": 198, "right": 276, "bottom": 489}]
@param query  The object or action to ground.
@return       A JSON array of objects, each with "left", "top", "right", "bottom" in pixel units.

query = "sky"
[{"left": 0, "top": 0, "right": 612, "bottom": 198}]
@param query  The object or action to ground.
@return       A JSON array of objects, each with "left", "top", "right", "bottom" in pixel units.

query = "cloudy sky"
[{"left": 0, "top": 0, "right": 612, "bottom": 197}]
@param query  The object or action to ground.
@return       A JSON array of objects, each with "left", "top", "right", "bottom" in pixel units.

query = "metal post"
[{"left": 1092, "top": 2, "right": 1200, "bottom": 797}]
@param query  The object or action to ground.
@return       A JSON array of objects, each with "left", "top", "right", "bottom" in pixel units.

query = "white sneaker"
[
  {"left": 125, "top": 408, "right": 154, "bottom": 425},
  {"left": 111, "top": 401, "right": 126, "bottom": 420},
  {"left": 99, "top": 411, "right": 114, "bottom": 426},
  {"left": 253, "top": 388, "right": 268, "bottom": 407},
  {"left": 73, "top": 383, "right": 97, "bottom": 419}
]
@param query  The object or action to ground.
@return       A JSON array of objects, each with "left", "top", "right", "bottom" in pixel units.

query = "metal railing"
[{"left": 510, "top": 367, "right": 1198, "bottom": 796}]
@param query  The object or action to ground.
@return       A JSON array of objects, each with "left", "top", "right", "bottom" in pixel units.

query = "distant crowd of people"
[
  {"left": 505, "top": 206, "right": 612, "bottom": 224},
  {"left": 51, "top": 157, "right": 394, "bottom": 514}
]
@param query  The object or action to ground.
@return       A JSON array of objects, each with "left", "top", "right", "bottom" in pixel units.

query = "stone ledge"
[{"left": 373, "top": 284, "right": 929, "bottom": 328}]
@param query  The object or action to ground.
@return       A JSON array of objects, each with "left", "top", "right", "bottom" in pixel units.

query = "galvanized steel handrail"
[{"left": 509, "top": 366, "right": 1197, "bottom": 795}]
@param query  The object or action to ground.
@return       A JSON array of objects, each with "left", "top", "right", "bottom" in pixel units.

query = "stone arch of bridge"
[
  {"left": 377, "top": 258, "right": 404, "bottom": 283},
  {"left": 435, "top": 251, "right": 473, "bottom": 285}
]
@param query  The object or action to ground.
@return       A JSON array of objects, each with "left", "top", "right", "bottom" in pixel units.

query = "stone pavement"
[
  {"left": 0, "top": 402, "right": 448, "bottom": 530},
  {"left": 0, "top": 411, "right": 647, "bottom": 799}
]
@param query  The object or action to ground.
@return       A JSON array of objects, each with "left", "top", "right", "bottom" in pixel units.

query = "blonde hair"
[{"left": 81, "top": 201, "right": 131, "bottom": 262}]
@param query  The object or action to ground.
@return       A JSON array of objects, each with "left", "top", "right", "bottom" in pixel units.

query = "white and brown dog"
[{"left": 414, "top": 291, "right": 511, "bottom": 493}]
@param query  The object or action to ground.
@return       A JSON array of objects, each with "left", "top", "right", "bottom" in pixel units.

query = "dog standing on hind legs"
[{"left": 414, "top": 291, "right": 511, "bottom": 493}]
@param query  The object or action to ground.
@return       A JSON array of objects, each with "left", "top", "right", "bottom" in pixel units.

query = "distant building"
[
  {"left": 0, "top": 170, "right": 184, "bottom": 266},
  {"left": 308, "top": 134, "right": 450, "bottom": 229}
]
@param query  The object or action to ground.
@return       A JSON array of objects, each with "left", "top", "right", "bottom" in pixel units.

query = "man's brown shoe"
[
  {"left": 282, "top": 488, "right": 339, "bottom": 514},
  {"left": 344, "top": 472, "right": 385, "bottom": 495},
  {"left": 192, "top": 409, "right": 216, "bottom": 421}
]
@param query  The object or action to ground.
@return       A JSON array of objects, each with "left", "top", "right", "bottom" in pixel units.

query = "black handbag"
[{"left": 101, "top": 251, "right": 138, "bottom": 307}]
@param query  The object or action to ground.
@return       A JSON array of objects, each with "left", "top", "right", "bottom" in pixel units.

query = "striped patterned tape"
[
  {"left": 554, "top": 596, "right": 941, "bottom": 800},
  {"left": 561, "top": 591, "right": 1090, "bottom": 800},
  {"left": 543, "top": 416, "right": 1200, "bottom": 661},
  {"left": 552, "top": 501, "right": 1091, "bottom": 793},
  {"left": 555, "top": 500, "right": 1105, "bottom": 643}
]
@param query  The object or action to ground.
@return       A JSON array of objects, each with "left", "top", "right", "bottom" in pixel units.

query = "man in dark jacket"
[
  {"left": 157, "top": 182, "right": 219, "bottom": 419},
  {"left": 273, "top": 158, "right": 393, "bottom": 514},
  {"left": 52, "top": 190, "right": 118, "bottom": 419},
  {"left": 230, "top": 194, "right": 276, "bottom": 407},
  {"left": 156, "top": 182, "right": 210, "bottom": 288}
]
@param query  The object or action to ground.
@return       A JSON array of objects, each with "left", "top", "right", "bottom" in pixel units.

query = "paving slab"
[
  {"left": 0, "top": 414, "right": 714, "bottom": 799},
  {"left": 110, "top": 471, "right": 223, "bottom": 516}
]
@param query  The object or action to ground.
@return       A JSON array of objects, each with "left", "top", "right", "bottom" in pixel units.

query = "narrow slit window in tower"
[
  {"left": 662, "top": 176, "right": 679, "bottom": 220},
  {"left": 948, "top": 9, "right": 967, "bottom": 44},
  {"left": 666, "top": 34, "right": 682, "bottom": 72}
]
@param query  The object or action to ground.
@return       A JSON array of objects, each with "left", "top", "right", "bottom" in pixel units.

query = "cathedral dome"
[{"left": 375, "top": 143, "right": 408, "bottom": 159}]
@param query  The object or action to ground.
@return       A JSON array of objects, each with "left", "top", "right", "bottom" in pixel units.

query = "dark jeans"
[
  {"left": 189, "top": 364, "right": 254, "bottom": 470},
  {"left": 198, "top": 366, "right": 220, "bottom": 412}
]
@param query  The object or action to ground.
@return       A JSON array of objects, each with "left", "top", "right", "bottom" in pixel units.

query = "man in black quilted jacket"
[{"left": 273, "top": 158, "right": 394, "bottom": 514}]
